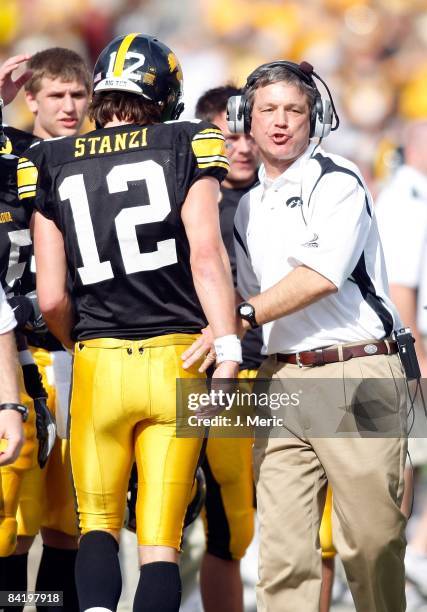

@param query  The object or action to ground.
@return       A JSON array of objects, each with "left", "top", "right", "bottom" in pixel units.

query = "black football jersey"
[
  {"left": 19, "top": 121, "right": 229, "bottom": 341},
  {"left": 0, "top": 126, "right": 35, "bottom": 295},
  {"left": 219, "top": 184, "right": 263, "bottom": 370}
]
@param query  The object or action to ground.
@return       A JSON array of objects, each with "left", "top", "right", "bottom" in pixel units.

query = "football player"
[
  {"left": 0, "top": 56, "right": 40, "bottom": 596},
  {"left": 22, "top": 33, "right": 241, "bottom": 612},
  {"left": 194, "top": 85, "right": 260, "bottom": 612},
  {"left": 0, "top": 49, "right": 90, "bottom": 611}
]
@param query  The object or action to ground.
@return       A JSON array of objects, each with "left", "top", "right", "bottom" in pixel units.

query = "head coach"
[{"left": 183, "top": 59, "right": 409, "bottom": 612}]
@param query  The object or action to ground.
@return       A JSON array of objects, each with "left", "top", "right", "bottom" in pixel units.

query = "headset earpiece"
[
  {"left": 311, "top": 97, "right": 332, "bottom": 139},
  {"left": 226, "top": 94, "right": 248, "bottom": 134}
]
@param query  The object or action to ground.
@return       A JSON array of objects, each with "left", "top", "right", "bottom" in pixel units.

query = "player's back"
[{"left": 20, "top": 120, "right": 228, "bottom": 340}]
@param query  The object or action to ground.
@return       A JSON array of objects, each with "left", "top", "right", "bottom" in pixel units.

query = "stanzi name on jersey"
[{"left": 74, "top": 127, "right": 148, "bottom": 157}]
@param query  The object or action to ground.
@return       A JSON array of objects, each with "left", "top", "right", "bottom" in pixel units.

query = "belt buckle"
[{"left": 295, "top": 352, "right": 303, "bottom": 368}]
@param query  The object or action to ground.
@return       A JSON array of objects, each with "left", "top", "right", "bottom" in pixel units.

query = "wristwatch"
[
  {"left": 0, "top": 402, "right": 29, "bottom": 422},
  {"left": 237, "top": 301, "right": 259, "bottom": 329}
]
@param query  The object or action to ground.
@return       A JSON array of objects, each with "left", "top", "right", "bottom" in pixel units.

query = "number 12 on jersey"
[{"left": 58, "top": 160, "right": 177, "bottom": 285}]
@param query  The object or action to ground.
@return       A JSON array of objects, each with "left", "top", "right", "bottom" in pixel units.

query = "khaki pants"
[{"left": 253, "top": 351, "right": 408, "bottom": 612}]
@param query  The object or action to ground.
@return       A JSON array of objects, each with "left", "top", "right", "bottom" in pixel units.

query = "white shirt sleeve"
[
  {"left": 375, "top": 191, "right": 427, "bottom": 288},
  {"left": 234, "top": 196, "right": 261, "bottom": 299},
  {"left": 288, "top": 172, "right": 372, "bottom": 289},
  {"left": 0, "top": 285, "right": 16, "bottom": 334}
]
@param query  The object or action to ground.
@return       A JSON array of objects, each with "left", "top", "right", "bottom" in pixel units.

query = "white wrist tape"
[{"left": 214, "top": 334, "right": 242, "bottom": 364}]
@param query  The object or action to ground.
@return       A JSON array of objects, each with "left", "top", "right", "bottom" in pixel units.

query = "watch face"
[{"left": 240, "top": 304, "right": 253, "bottom": 317}]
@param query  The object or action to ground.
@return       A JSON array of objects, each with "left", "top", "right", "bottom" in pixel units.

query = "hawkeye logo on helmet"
[{"left": 107, "top": 51, "right": 146, "bottom": 81}]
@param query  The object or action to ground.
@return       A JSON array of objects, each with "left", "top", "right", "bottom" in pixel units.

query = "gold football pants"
[
  {"left": 201, "top": 368, "right": 335, "bottom": 561},
  {"left": 0, "top": 368, "right": 36, "bottom": 555},
  {"left": 70, "top": 334, "right": 205, "bottom": 549},
  {"left": 17, "top": 347, "right": 78, "bottom": 537},
  {"left": 319, "top": 485, "right": 335, "bottom": 558},
  {"left": 202, "top": 369, "right": 257, "bottom": 560}
]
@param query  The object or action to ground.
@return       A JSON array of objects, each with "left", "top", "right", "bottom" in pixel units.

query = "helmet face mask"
[{"left": 93, "top": 33, "right": 184, "bottom": 121}]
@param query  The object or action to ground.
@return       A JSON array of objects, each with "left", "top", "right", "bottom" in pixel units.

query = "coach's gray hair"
[{"left": 245, "top": 65, "right": 317, "bottom": 113}]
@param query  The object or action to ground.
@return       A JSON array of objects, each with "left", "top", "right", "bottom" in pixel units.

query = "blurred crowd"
[{"left": 1, "top": 0, "right": 427, "bottom": 194}]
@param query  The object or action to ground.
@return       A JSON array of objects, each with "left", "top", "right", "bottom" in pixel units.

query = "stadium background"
[
  {"left": 1, "top": 0, "right": 427, "bottom": 610},
  {"left": 2, "top": 0, "right": 427, "bottom": 196}
]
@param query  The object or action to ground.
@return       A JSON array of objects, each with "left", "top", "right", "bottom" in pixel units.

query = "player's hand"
[
  {"left": 21, "top": 362, "right": 47, "bottom": 399},
  {"left": 0, "top": 410, "right": 24, "bottom": 465},
  {"left": 0, "top": 55, "right": 32, "bottom": 106},
  {"left": 8, "top": 293, "right": 47, "bottom": 334},
  {"left": 182, "top": 326, "right": 215, "bottom": 372},
  {"left": 34, "top": 397, "right": 56, "bottom": 468},
  {"left": 8, "top": 294, "right": 33, "bottom": 328}
]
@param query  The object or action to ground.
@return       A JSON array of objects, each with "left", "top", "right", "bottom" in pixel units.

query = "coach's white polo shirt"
[
  {"left": 234, "top": 143, "right": 400, "bottom": 354},
  {"left": 0, "top": 284, "right": 16, "bottom": 334},
  {"left": 376, "top": 164, "right": 427, "bottom": 334}
]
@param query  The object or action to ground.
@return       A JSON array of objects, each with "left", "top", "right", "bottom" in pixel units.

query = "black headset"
[{"left": 226, "top": 60, "right": 339, "bottom": 139}]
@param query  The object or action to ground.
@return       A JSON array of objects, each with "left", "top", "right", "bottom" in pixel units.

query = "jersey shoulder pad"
[
  {"left": 17, "top": 156, "right": 38, "bottom": 201},
  {"left": 189, "top": 120, "right": 228, "bottom": 172},
  {"left": 16, "top": 142, "right": 45, "bottom": 202}
]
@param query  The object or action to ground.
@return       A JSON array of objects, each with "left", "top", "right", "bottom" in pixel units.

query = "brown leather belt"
[{"left": 276, "top": 340, "right": 397, "bottom": 367}]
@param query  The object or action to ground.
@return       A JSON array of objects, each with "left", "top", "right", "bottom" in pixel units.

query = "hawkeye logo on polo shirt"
[
  {"left": 285, "top": 196, "right": 302, "bottom": 208},
  {"left": 302, "top": 233, "right": 319, "bottom": 248}
]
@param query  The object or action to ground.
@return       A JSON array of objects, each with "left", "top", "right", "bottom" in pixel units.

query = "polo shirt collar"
[{"left": 258, "top": 142, "right": 318, "bottom": 191}]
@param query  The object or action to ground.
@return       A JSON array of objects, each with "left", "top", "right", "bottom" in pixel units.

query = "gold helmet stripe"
[{"left": 113, "top": 33, "right": 140, "bottom": 76}]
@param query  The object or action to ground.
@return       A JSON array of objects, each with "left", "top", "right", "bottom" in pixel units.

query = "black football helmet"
[{"left": 92, "top": 33, "right": 184, "bottom": 121}]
